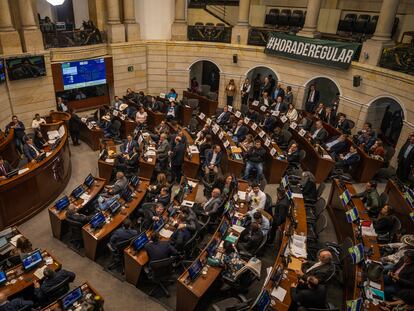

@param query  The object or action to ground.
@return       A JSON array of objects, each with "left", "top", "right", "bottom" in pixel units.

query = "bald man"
[
  {"left": 194, "top": 188, "right": 222, "bottom": 217},
  {"left": 0, "top": 292, "right": 33, "bottom": 311},
  {"left": 295, "top": 250, "right": 334, "bottom": 284},
  {"left": 105, "top": 171, "right": 128, "bottom": 195}
]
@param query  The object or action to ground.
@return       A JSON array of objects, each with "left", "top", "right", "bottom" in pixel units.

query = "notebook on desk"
[{"left": 33, "top": 265, "right": 47, "bottom": 280}]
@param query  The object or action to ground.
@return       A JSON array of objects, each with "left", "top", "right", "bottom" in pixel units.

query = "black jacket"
[
  {"left": 302, "top": 261, "right": 335, "bottom": 284},
  {"left": 68, "top": 113, "right": 81, "bottom": 132},
  {"left": 0, "top": 298, "right": 33, "bottom": 311},
  {"left": 335, "top": 119, "right": 351, "bottom": 134},
  {"left": 216, "top": 111, "right": 230, "bottom": 125},
  {"left": 238, "top": 228, "right": 264, "bottom": 254},
  {"left": 35, "top": 269, "right": 76, "bottom": 299},
  {"left": 109, "top": 228, "right": 137, "bottom": 247},
  {"left": 246, "top": 147, "right": 266, "bottom": 163},
  {"left": 398, "top": 141, "right": 414, "bottom": 166},
  {"left": 291, "top": 284, "right": 327, "bottom": 309},
  {"left": 66, "top": 210, "right": 92, "bottom": 225},
  {"left": 233, "top": 125, "right": 249, "bottom": 142},
  {"left": 273, "top": 195, "right": 290, "bottom": 226},
  {"left": 311, "top": 128, "right": 328, "bottom": 145},
  {"left": 145, "top": 241, "right": 178, "bottom": 262},
  {"left": 374, "top": 216, "right": 395, "bottom": 235},
  {"left": 287, "top": 150, "right": 300, "bottom": 164},
  {"left": 171, "top": 141, "right": 185, "bottom": 166},
  {"left": 392, "top": 258, "right": 414, "bottom": 289},
  {"left": 302, "top": 180, "right": 317, "bottom": 202}
]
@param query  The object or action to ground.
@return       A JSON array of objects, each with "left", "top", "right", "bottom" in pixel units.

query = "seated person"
[
  {"left": 286, "top": 103, "right": 298, "bottom": 122},
  {"left": 165, "top": 101, "right": 178, "bottom": 121},
  {"left": 307, "top": 120, "right": 328, "bottom": 145},
  {"left": 222, "top": 241, "right": 244, "bottom": 279},
  {"left": 23, "top": 137, "right": 43, "bottom": 163},
  {"left": 374, "top": 205, "right": 395, "bottom": 235},
  {"left": 259, "top": 92, "right": 271, "bottom": 107},
  {"left": 232, "top": 120, "right": 248, "bottom": 143},
  {"left": 269, "top": 188, "right": 290, "bottom": 243},
  {"left": 109, "top": 219, "right": 137, "bottom": 249},
  {"left": 66, "top": 204, "right": 92, "bottom": 225},
  {"left": 352, "top": 180, "right": 381, "bottom": 218},
  {"left": 194, "top": 188, "right": 222, "bottom": 217},
  {"left": 297, "top": 113, "right": 312, "bottom": 131},
  {"left": 204, "top": 145, "right": 222, "bottom": 175},
  {"left": 246, "top": 182, "right": 266, "bottom": 211},
  {"left": 335, "top": 145, "right": 360, "bottom": 171},
  {"left": 356, "top": 122, "right": 377, "bottom": 144},
  {"left": 359, "top": 131, "right": 376, "bottom": 151},
  {"left": 286, "top": 143, "right": 300, "bottom": 166},
  {"left": 34, "top": 267, "right": 76, "bottom": 301},
  {"left": 0, "top": 156, "right": 12, "bottom": 180},
  {"left": 271, "top": 96, "right": 287, "bottom": 113},
  {"left": 369, "top": 139, "right": 386, "bottom": 158},
  {"left": 335, "top": 113, "right": 351, "bottom": 134},
  {"left": 113, "top": 96, "right": 123, "bottom": 110},
  {"left": 180, "top": 205, "right": 200, "bottom": 233},
  {"left": 97, "top": 194, "right": 120, "bottom": 211},
  {"left": 383, "top": 250, "right": 414, "bottom": 301},
  {"left": 323, "top": 107, "right": 336, "bottom": 125},
  {"left": 199, "top": 134, "right": 213, "bottom": 156},
  {"left": 135, "top": 106, "right": 148, "bottom": 127},
  {"left": 325, "top": 134, "right": 348, "bottom": 159},
  {"left": 272, "top": 126, "right": 289, "bottom": 148},
  {"left": 148, "top": 96, "right": 162, "bottom": 112},
  {"left": 216, "top": 106, "right": 230, "bottom": 126},
  {"left": 246, "top": 210, "right": 270, "bottom": 236},
  {"left": 9, "top": 236, "right": 32, "bottom": 261},
  {"left": 154, "top": 186, "right": 171, "bottom": 207},
  {"left": 300, "top": 171, "right": 317, "bottom": 202},
  {"left": 240, "top": 134, "right": 254, "bottom": 153},
  {"left": 120, "top": 134, "right": 138, "bottom": 155},
  {"left": 147, "top": 173, "right": 170, "bottom": 200},
  {"left": 291, "top": 276, "right": 327, "bottom": 311},
  {"left": 144, "top": 232, "right": 178, "bottom": 262},
  {"left": 381, "top": 235, "right": 414, "bottom": 269},
  {"left": 167, "top": 88, "right": 178, "bottom": 101},
  {"left": 0, "top": 293, "right": 33, "bottom": 311},
  {"left": 243, "top": 140, "right": 266, "bottom": 183},
  {"left": 33, "top": 130, "right": 48, "bottom": 150},
  {"left": 139, "top": 203, "right": 165, "bottom": 231},
  {"left": 295, "top": 250, "right": 334, "bottom": 284},
  {"left": 105, "top": 171, "right": 128, "bottom": 195},
  {"left": 170, "top": 214, "right": 192, "bottom": 251},
  {"left": 125, "top": 88, "right": 138, "bottom": 103},
  {"left": 194, "top": 131, "right": 206, "bottom": 147},
  {"left": 246, "top": 108, "right": 259, "bottom": 123},
  {"left": 384, "top": 289, "right": 414, "bottom": 309},
  {"left": 117, "top": 145, "right": 140, "bottom": 173},
  {"left": 31, "top": 113, "right": 46, "bottom": 130},
  {"left": 314, "top": 103, "right": 326, "bottom": 120},
  {"left": 237, "top": 222, "right": 264, "bottom": 255},
  {"left": 261, "top": 112, "right": 277, "bottom": 133}
]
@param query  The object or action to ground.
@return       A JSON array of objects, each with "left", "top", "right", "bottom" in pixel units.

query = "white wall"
[
  {"left": 37, "top": 0, "right": 53, "bottom": 21},
  {"left": 73, "top": 0, "right": 89, "bottom": 28},
  {"left": 135, "top": 0, "right": 175, "bottom": 40}
]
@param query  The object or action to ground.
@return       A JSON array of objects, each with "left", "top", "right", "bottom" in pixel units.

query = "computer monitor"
[
  {"left": 62, "top": 286, "right": 83, "bottom": 310},
  {"left": 0, "top": 270, "right": 7, "bottom": 285},
  {"left": 22, "top": 250, "right": 43, "bottom": 270},
  {"left": 84, "top": 173, "right": 94, "bottom": 188},
  {"left": 254, "top": 290, "right": 271, "bottom": 311},
  {"left": 90, "top": 212, "right": 106, "bottom": 229},
  {"left": 281, "top": 175, "right": 289, "bottom": 188},
  {"left": 71, "top": 185, "right": 85, "bottom": 199},
  {"left": 121, "top": 187, "right": 133, "bottom": 202},
  {"left": 55, "top": 196, "right": 70, "bottom": 211},
  {"left": 286, "top": 188, "right": 293, "bottom": 200},
  {"left": 188, "top": 259, "right": 203, "bottom": 281},
  {"left": 219, "top": 220, "right": 228, "bottom": 237},
  {"left": 167, "top": 203, "right": 176, "bottom": 217},
  {"left": 133, "top": 233, "right": 149, "bottom": 251},
  {"left": 153, "top": 218, "right": 165, "bottom": 232},
  {"left": 207, "top": 239, "right": 218, "bottom": 257},
  {"left": 130, "top": 175, "right": 139, "bottom": 188},
  {"left": 109, "top": 200, "right": 121, "bottom": 215}
]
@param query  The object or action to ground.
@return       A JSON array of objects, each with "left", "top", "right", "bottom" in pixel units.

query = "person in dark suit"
[
  {"left": 117, "top": 145, "right": 140, "bottom": 174},
  {"left": 144, "top": 232, "right": 178, "bottom": 262},
  {"left": 66, "top": 204, "right": 92, "bottom": 225},
  {"left": 154, "top": 187, "right": 171, "bottom": 207},
  {"left": 352, "top": 180, "right": 381, "bottom": 218},
  {"left": 262, "top": 112, "right": 277, "bottom": 133},
  {"left": 165, "top": 101, "right": 179, "bottom": 121},
  {"left": 68, "top": 109, "right": 81, "bottom": 146},
  {"left": 259, "top": 92, "right": 271, "bottom": 107},
  {"left": 290, "top": 276, "right": 327, "bottom": 310},
  {"left": 397, "top": 134, "right": 414, "bottom": 183},
  {"left": 272, "top": 83, "right": 285, "bottom": 100},
  {"left": 5, "top": 116, "right": 26, "bottom": 154},
  {"left": 204, "top": 145, "right": 222, "bottom": 175},
  {"left": 194, "top": 188, "right": 222, "bottom": 217},
  {"left": 140, "top": 203, "right": 165, "bottom": 231},
  {"left": 148, "top": 96, "right": 162, "bottom": 112},
  {"left": 243, "top": 140, "right": 266, "bottom": 183},
  {"left": 23, "top": 137, "right": 43, "bottom": 163},
  {"left": 323, "top": 107, "right": 336, "bottom": 125},
  {"left": 246, "top": 108, "right": 259, "bottom": 123},
  {"left": 0, "top": 157, "right": 12, "bottom": 180},
  {"left": 314, "top": 103, "right": 326, "bottom": 120},
  {"left": 305, "top": 84, "right": 320, "bottom": 112},
  {"left": 216, "top": 106, "right": 230, "bottom": 126},
  {"left": 170, "top": 136, "right": 185, "bottom": 183},
  {"left": 374, "top": 204, "right": 395, "bottom": 235},
  {"left": 120, "top": 134, "right": 138, "bottom": 155},
  {"left": 287, "top": 143, "right": 300, "bottom": 166},
  {"left": 308, "top": 120, "right": 328, "bottom": 145},
  {"left": 237, "top": 222, "right": 264, "bottom": 254},
  {"left": 170, "top": 214, "right": 192, "bottom": 251},
  {"left": 300, "top": 171, "right": 317, "bottom": 202},
  {"left": 271, "top": 96, "right": 287, "bottom": 113},
  {"left": 109, "top": 219, "right": 137, "bottom": 249},
  {"left": 335, "top": 145, "right": 360, "bottom": 171},
  {"left": 232, "top": 120, "right": 248, "bottom": 143},
  {"left": 0, "top": 293, "right": 33, "bottom": 311},
  {"left": 325, "top": 134, "right": 348, "bottom": 159},
  {"left": 296, "top": 250, "right": 334, "bottom": 284},
  {"left": 34, "top": 267, "right": 76, "bottom": 301},
  {"left": 262, "top": 77, "right": 272, "bottom": 96},
  {"left": 180, "top": 205, "right": 200, "bottom": 233},
  {"left": 105, "top": 171, "right": 128, "bottom": 195},
  {"left": 269, "top": 188, "right": 290, "bottom": 243},
  {"left": 335, "top": 113, "right": 351, "bottom": 134},
  {"left": 33, "top": 130, "right": 48, "bottom": 150},
  {"left": 384, "top": 250, "right": 414, "bottom": 301}
]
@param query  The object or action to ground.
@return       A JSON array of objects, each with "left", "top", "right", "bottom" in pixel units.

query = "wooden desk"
[
  {"left": 0, "top": 123, "right": 71, "bottom": 230},
  {"left": 78, "top": 121, "right": 104, "bottom": 151},
  {"left": 175, "top": 128, "right": 200, "bottom": 179},
  {"left": 384, "top": 180, "right": 414, "bottom": 235},
  {"left": 120, "top": 119, "right": 136, "bottom": 139},
  {"left": 41, "top": 282, "right": 103, "bottom": 311},
  {"left": 181, "top": 105, "right": 194, "bottom": 126},
  {"left": 82, "top": 179, "right": 149, "bottom": 260},
  {"left": 48, "top": 177, "right": 106, "bottom": 239},
  {"left": 327, "top": 179, "right": 383, "bottom": 309},
  {"left": 98, "top": 159, "right": 114, "bottom": 182},
  {"left": 146, "top": 109, "right": 165, "bottom": 129},
  {"left": 183, "top": 91, "right": 218, "bottom": 117},
  {"left": 0, "top": 250, "right": 61, "bottom": 299},
  {"left": 124, "top": 179, "right": 199, "bottom": 286},
  {"left": 50, "top": 111, "right": 71, "bottom": 123},
  {"left": 0, "top": 129, "right": 20, "bottom": 167}
]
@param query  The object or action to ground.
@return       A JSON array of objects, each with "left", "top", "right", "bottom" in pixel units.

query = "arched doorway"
[
  {"left": 304, "top": 77, "right": 341, "bottom": 110},
  {"left": 189, "top": 60, "right": 220, "bottom": 94},
  {"left": 245, "top": 66, "right": 278, "bottom": 100},
  {"left": 366, "top": 97, "right": 404, "bottom": 146}
]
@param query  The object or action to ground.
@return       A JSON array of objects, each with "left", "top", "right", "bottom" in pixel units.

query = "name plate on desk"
[
  {"left": 112, "top": 110, "right": 119, "bottom": 117},
  {"left": 235, "top": 111, "right": 242, "bottom": 118},
  {"left": 199, "top": 113, "right": 205, "bottom": 120},
  {"left": 280, "top": 115, "right": 288, "bottom": 123},
  {"left": 212, "top": 125, "right": 219, "bottom": 134},
  {"left": 228, "top": 106, "right": 233, "bottom": 112},
  {"left": 223, "top": 140, "right": 230, "bottom": 148},
  {"left": 244, "top": 117, "right": 250, "bottom": 124},
  {"left": 259, "top": 130, "right": 265, "bottom": 138},
  {"left": 251, "top": 123, "right": 258, "bottom": 130},
  {"left": 159, "top": 93, "right": 166, "bottom": 98},
  {"left": 299, "top": 129, "right": 307, "bottom": 137},
  {"left": 218, "top": 131, "right": 224, "bottom": 140},
  {"left": 270, "top": 148, "right": 277, "bottom": 156},
  {"left": 290, "top": 122, "right": 298, "bottom": 129},
  {"left": 265, "top": 138, "right": 271, "bottom": 147},
  {"left": 260, "top": 105, "right": 267, "bottom": 112},
  {"left": 252, "top": 100, "right": 259, "bottom": 106},
  {"left": 272, "top": 110, "right": 280, "bottom": 117},
  {"left": 206, "top": 118, "right": 212, "bottom": 125}
]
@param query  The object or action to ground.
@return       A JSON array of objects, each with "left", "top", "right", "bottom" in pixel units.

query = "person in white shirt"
[
  {"left": 31, "top": 114, "right": 46, "bottom": 130},
  {"left": 240, "top": 78, "right": 251, "bottom": 106},
  {"left": 113, "top": 96, "right": 123, "bottom": 110},
  {"left": 246, "top": 182, "right": 266, "bottom": 211},
  {"left": 286, "top": 104, "right": 298, "bottom": 122},
  {"left": 135, "top": 106, "right": 148, "bottom": 125},
  {"left": 57, "top": 97, "right": 68, "bottom": 112}
]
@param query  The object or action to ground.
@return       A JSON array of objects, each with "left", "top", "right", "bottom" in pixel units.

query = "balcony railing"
[
  {"left": 189, "top": 0, "right": 239, "bottom": 8},
  {"left": 379, "top": 42, "right": 414, "bottom": 76},
  {"left": 188, "top": 25, "right": 232, "bottom": 43}
]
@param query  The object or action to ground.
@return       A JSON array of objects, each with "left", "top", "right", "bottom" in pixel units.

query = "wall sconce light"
[{"left": 47, "top": 0, "right": 65, "bottom": 5}]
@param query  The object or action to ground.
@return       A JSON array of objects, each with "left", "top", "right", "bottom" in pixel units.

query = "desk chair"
[
  {"left": 306, "top": 198, "right": 326, "bottom": 225},
  {"left": 324, "top": 237, "right": 353, "bottom": 284},
  {"left": 197, "top": 215, "right": 210, "bottom": 243},
  {"left": 239, "top": 236, "right": 267, "bottom": 260},
  {"left": 147, "top": 257, "right": 176, "bottom": 297},
  {"left": 40, "top": 275, "right": 72, "bottom": 306},
  {"left": 107, "top": 236, "right": 136, "bottom": 273},
  {"left": 210, "top": 294, "right": 251, "bottom": 311},
  {"left": 65, "top": 218, "right": 84, "bottom": 249},
  {"left": 221, "top": 266, "right": 259, "bottom": 295},
  {"left": 307, "top": 214, "right": 328, "bottom": 248},
  {"left": 182, "top": 231, "right": 199, "bottom": 259}
]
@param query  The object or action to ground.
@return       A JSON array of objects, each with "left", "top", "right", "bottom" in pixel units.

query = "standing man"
[
  {"left": 397, "top": 133, "right": 414, "bottom": 183},
  {"left": 31, "top": 113, "right": 46, "bottom": 131},
  {"left": 5, "top": 116, "right": 26, "bottom": 154},
  {"left": 305, "top": 84, "right": 319, "bottom": 113},
  {"left": 68, "top": 109, "right": 81, "bottom": 146},
  {"left": 243, "top": 140, "right": 266, "bottom": 183},
  {"left": 170, "top": 136, "right": 185, "bottom": 183}
]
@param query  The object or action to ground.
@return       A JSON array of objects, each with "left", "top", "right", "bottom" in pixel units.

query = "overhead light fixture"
[{"left": 46, "top": 0, "right": 65, "bottom": 5}]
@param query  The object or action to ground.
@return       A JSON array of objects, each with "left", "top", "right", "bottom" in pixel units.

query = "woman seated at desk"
[
  {"left": 9, "top": 236, "right": 33, "bottom": 261},
  {"left": 146, "top": 173, "right": 170, "bottom": 201},
  {"left": 222, "top": 241, "right": 244, "bottom": 279}
]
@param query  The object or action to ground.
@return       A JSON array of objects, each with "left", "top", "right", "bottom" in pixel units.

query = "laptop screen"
[
  {"left": 133, "top": 233, "right": 149, "bottom": 251},
  {"left": 188, "top": 259, "right": 203, "bottom": 281},
  {"left": 255, "top": 290, "right": 271, "bottom": 311},
  {"left": 55, "top": 196, "right": 70, "bottom": 211},
  {"left": 84, "top": 174, "right": 94, "bottom": 188},
  {"left": 219, "top": 220, "right": 228, "bottom": 237},
  {"left": 0, "top": 271, "right": 6, "bottom": 284},
  {"left": 22, "top": 250, "right": 43, "bottom": 270},
  {"left": 90, "top": 212, "right": 105, "bottom": 228},
  {"left": 121, "top": 187, "right": 133, "bottom": 202},
  {"left": 109, "top": 200, "right": 121, "bottom": 214},
  {"left": 130, "top": 176, "right": 139, "bottom": 187},
  {"left": 71, "top": 185, "right": 85, "bottom": 199},
  {"left": 153, "top": 218, "right": 165, "bottom": 232},
  {"left": 62, "top": 287, "right": 83, "bottom": 310}
]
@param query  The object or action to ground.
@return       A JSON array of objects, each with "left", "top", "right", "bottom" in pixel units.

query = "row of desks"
[{"left": 183, "top": 91, "right": 218, "bottom": 117}]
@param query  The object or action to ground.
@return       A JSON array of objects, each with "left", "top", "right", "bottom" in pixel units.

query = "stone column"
[
  {"left": 106, "top": 0, "right": 125, "bottom": 43},
  {"left": 231, "top": 0, "right": 251, "bottom": 44},
  {"left": 297, "top": 0, "right": 322, "bottom": 38},
  {"left": 18, "top": 0, "right": 43, "bottom": 51},
  {"left": 171, "top": 0, "right": 188, "bottom": 41},
  {"left": 359, "top": 0, "right": 400, "bottom": 65},
  {"left": 0, "top": 0, "right": 22, "bottom": 54},
  {"left": 123, "top": 0, "right": 140, "bottom": 41}
]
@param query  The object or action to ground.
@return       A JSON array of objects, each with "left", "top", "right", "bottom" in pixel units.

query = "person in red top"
[{"left": 370, "top": 139, "right": 386, "bottom": 158}]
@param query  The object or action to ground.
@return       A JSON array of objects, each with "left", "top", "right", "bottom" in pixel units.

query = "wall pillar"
[
  {"left": 231, "top": 0, "right": 251, "bottom": 45},
  {"left": 171, "top": 0, "right": 187, "bottom": 41},
  {"left": 0, "top": 0, "right": 22, "bottom": 54},
  {"left": 106, "top": 0, "right": 125, "bottom": 43},
  {"left": 359, "top": 0, "right": 400, "bottom": 66},
  {"left": 297, "top": 0, "right": 322, "bottom": 38},
  {"left": 18, "top": 0, "right": 43, "bottom": 52},
  {"left": 123, "top": 0, "right": 140, "bottom": 41}
]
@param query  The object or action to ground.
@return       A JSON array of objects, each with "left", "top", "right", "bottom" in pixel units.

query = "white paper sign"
[
  {"left": 235, "top": 111, "right": 241, "bottom": 118},
  {"left": 212, "top": 126, "right": 219, "bottom": 134},
  {"left": 299, "top": 129, "right": 307, "bottom": 137},
  {"left": 259, "top": 131, "right": 265, "bottom": 138},
  {"left": 272, "top": 110, "right": 280, "bottom": 117},
  {"left": 265, "top": 138, "right": 271, "bottom": 147},
  {"left": 206, "top": 118, "right": 212, "bottom": 125},
  {"left": 280, "top": 115, "right": 288, "bottom": 123},
  {"left": 270, "top": 148, "right": 277, "bottom": 156},
  {"left": 251, "top": 123, "right": 258, "bottom": 130},
  {"left": 112, "top": 110, "right": 119, "bottom": 117},
  {"left": 159, "top": 93, "right": 166, "bottom": 99},
  {"left": 260, "top": 105, "right": 267, "bottom": 112},
  {"left": 227, "top": 106, "right": 233, "bottom": 112},
  {"left": 244, "top": 117, "right": 250, "bottom": 124},
  {"left": 252, "top": 100, "right": 259, "bottom": 106},
  {"left": 199, "top": 113, "right": 205, "bottom": 120},
  {"left": 223, "top": 140, "right": 230, "bottom": 148},
  {"left": 218, "top": 131, "right": 224, "bottom": 139},
  {"left": 290, "top": 122, "right": 298, "bottom": 129}
]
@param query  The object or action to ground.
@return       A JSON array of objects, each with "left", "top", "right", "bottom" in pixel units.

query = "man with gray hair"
[{"left": 296, "top": 250, "right": 334, "bottom": 284}]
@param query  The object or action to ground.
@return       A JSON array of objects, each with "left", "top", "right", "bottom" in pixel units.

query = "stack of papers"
[
  {"left": 159, "top": 228, "right": 174, "bottom": 239},
  {"left": 189, "top": 145, "right": 199, "bottom": 154},
  {"left": 362, "top": 224, "right": 377, "bottom": 237},
  {"left": 271, "top": 286, "right": 287, "bottom": 302},
  {"left": 289, "top": 234, "right": 307, "bottom": 258},
  {"left": 182, "top": 200, "right": 194, "bottom": 207},
  {"left": 188, "top": 181, "right": 197, "bottom": 188},
  {"left": 145, "top": 150, "right": 156, "bottom": 157},
  {"left": 231, "top": 225, "right": 245, "bottom": 234},
  {"left": 34, "top": 266, "right": 47, "bottom": 280},
  {"left": 237, "top": 191, "right": 246, "bottom": 200},
  {"left": 105, "top": 158, "right": 115, "bottom": 163},
  {"left": 10, "top": 234, "right": 23, "bottom": 247},
  {"left": 18, "top": 168, "right": 30, "bottom": 175}
]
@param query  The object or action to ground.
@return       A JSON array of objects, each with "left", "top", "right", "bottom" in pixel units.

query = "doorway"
[
  {"left": 304, "top": 77, "right": 341, "bottom": 109},
  {"left": 189, "top": 60, "right": 221, "bottom": 94}
]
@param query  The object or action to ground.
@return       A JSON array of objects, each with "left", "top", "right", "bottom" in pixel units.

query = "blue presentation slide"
[{"left": 62, "top": 58, "right": 106, "bottom": 90}]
